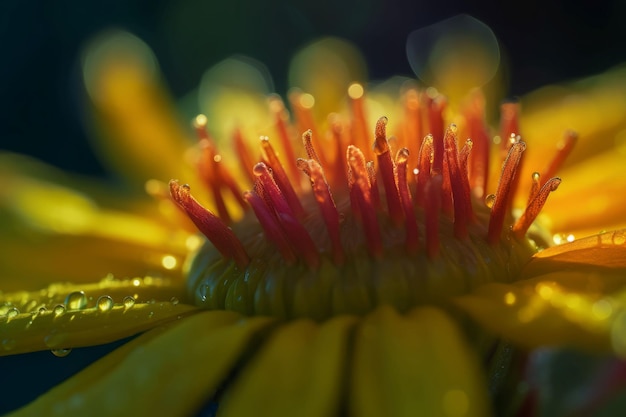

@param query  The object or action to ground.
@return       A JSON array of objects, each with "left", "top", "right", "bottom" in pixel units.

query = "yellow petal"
[
  {"left": 523, "top": 229, "right": 626, "bottom": 278},
  {"left": 1, "top": 299, "right": 199, "bottom": 356},
  {"left": 220, "top": 315, "right": 357, "bottom": 417},
  {"left": 453, "top": 280, "right": 619, "bottom": 352},
  {"left": 82, "top": 29, "right": 198, "bottom": 189},
  {"left": 541, "top": 151, "right": 626, "bottom": 233},
  {"left": 0, "top": 162, "right": 191, "bottom": 291},
  {"left": 8, "top": 311, "right": 275, "bottom": 417},
  {"left": 350, "top": 305, "right": 490, "bottom": 417}
]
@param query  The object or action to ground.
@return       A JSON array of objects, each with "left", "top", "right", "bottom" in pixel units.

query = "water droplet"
[
  {"left": 2, "top": 339, "right": 16, "bottom": 351},
  {"left": 485, "top": 194, "right": 496, "bottom": 208},
  {"left": 146, "top": 299, "right": 155, "bottom": 305},
  {"left": 96, "top": 296, "right": 114, "bottom": 312},
  {"left": 64, "top": 291, "right": 87, "bottom": 310},
  {"left": 7, "top": 307, "right": 19, "bottom": 320},
  {"left": 38, "top": 306, "right": 47, "bottom": 315},
  {"left": 53, "top": 304, "right": 66, "bottom": 317},
  {"left": 170, "top": 297, "right": 179, "bottom": 305},
  {"left": 148, "top": 311, "right": 154, "bottom": 318},
  {"left": 123, "top": 296, "right": 135, "bottom": 310},
  {"left": 51, "top": 348, "right": 72, "bottom": 358}
]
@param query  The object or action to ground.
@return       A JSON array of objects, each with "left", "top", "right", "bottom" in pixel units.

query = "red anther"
[
  {"left": 260, "top": 137, "right": 305, "bottom": 218},
  {"left": 348, "top": 145, "right": 383, "bottom": 258},
  {"left": 374, "top": 117, "right": 404, "bottom": 224},
  {"left": 346, "top": 145, "right": 370, "bottom": 220},
  {"left": 298, "top": 159, "right": 345, "bottom": 265},
  {"left": 169, "top": 180, "right": 249, "bottom": 267},
  {"left": 425, "top": 174, "right": 443, "bottom": 259},
  {"left": 243, "top": 190, "right": 297, "bottom": 264},
  {"left": 366, "top": 161, "right": 381, "bottom": 210},
  {"left": 487, "top": 141, "right": 526, "bottom": 244},
  {"left": 253, "top": 162, "right": 320, "bottom": 268},
  {"left": 540, "top": 130, "right": 577, "bottom": 186},
  {"left": 396, "top": 148, "right": 419, "bottom": 254},
  {"left": 302, "top": 130, "right": 322, "bottom": 165},
  {"left": 527, "top": 172, "right": 541, "bottom": 206},
  {"left": 513, "top": 177, "right": 561, "bottom": 237},
  {"left": 459, "top": 139, "right": 475, "bottom": 222},
  {"left": 268, "top": 95, "right": 300, "bottom": 182},
  {"left": 415, "top": 134, "right": 434, "bottom": 207},
  {"left": 444, "top": 125, "right": 472, "bottom": 239}
]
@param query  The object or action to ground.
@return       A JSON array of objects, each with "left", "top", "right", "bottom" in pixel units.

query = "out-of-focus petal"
[
  {"left": 0, "top": 158, "right": 193, "bottom": 291},
  {"left": 520, "top": 65, "right": 626, "bottom": 168},
  {"left": 8, "top": 311, "right": 275, "bottom": 416},
  {"left": 453, "top": 280, "right": 620, "bottom": 353},
  {"left": 220, "top": 316, "right": 356, "bottom": 417},
  {"left": 350, "top": 305, "right": 490, "bottom": 417},
  {"left": 82, "top": 29, "right": 198, "bottom": 189},
  {"left": 288, "top": 37, "right": 367, "bottom": 122},
  {"left": 540, "top": 152, "right": 626, "bottom": 233}
]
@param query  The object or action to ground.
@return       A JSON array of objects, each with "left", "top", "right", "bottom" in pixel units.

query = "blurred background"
[
  {"left": 1, "top": 0, "right": 626, "bottom": 414},
  {"left": 1, "top": 0, "right": 625, "bottom": 178}
]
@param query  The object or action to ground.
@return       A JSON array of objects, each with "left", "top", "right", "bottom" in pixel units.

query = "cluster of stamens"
[{"left": 167, "top": 85, "right": 576, "bottom": 318}]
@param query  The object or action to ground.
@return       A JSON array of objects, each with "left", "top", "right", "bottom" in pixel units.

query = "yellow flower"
[{"left": 2, "top": 25, "right": 626, "bottom": 416}]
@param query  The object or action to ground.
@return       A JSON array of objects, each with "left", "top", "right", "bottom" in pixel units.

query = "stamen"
[
  {"left": 169, "top": 180, "right": 249, "bottom": 267},
  {"left": 260, "top": 136, "right": 305, "bottom": 218},
  {"left": 268, "top": 95, "right": 300, "bottom": 181},
  {"left": 232, "top": 128, "right": 256, "bottom": 183},
  {"left": 444, "top": 125, "right": 473, "bottom": 238},
  {"left": 415, "top": 134, "right": 434, "bottom": 206},
  {"left": 373, "top": 117, "right": 404, "bottom": 224},
  {"left": 425, "top": 174, "right": 443, "bottom": 258},
  {"left": 463, "top": 90, "right": 490, "bottom": 198},
  {"left": 298, "top": 159, "right": 345, "bottom": 265},
  {"left": 349, "top": 82, "right": 372, "bottom": 158},
  {"left": 540, "top": 130, "right": 577, "bottom": 186},
  {"left": 253, "top": 162, "right": 320, "bottom": 268},
  {"left": 527, "top": 172, "right": 541, "bottom": 205},
  {"left": 487, "top": 140, "right": 526, "bottom": 244},
  {"left": 243, "top": 190, "right": 297, "bottom": 264},
  {"left": 426, "top": 94, "right": 446, "bottom": 175},
  {"left": 499, "top": 102, "right": 520, "bottom": 156},
  {"left": 346, "top": 145, "right": 369, "bottom": 219},
  {"left": 328, "top": 114, "right": 349, "bottom": 190},
  {"left": 396, "top": 148, "right": 419, "bottom": 254},
  {"left": 366, "top": 161, "right": 381, "bottom": 210},
  {"left": 513, "top": 177, "right": 561, "bottom": 237},
  {"left": 348, "top": 145, "right": 383, "bottom": 258},
  {"left": 193, "top": 115, "right": 246, "bottom": 223}
]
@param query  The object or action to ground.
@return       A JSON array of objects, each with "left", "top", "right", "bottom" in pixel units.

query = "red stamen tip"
[
  {"left": 374, "top": 116, "right": 404, "bottom": 224},
  {"left": 169, "top": 180, "right": 249, "bottom": 267},
  {"left": 513, "top": 176, "right": 561, "bottom": 237}
]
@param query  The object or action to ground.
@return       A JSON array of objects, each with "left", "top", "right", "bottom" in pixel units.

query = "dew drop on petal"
[
  {"left": 170, "top": 297, "right": 179, "bottom": 305},
  {"left": 53, "top": 304, "right": 66, "bottom": 317},
  {"left": 51, "top": 348, "right": 72, "bottom": 358},
  {"left": 65, "top": 291, "right": 88, "bottom": 310},
  {"left": 123, "top": 296, "right": 136, "bottom": 310},
  {"left": 96, "top": 295, "right": 114, "bottom": 312},
  {"left": 6, "top": 307, "right": 19, "bottom": 320}
]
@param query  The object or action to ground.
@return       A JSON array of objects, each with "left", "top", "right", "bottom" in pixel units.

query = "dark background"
[
  {"left": 1, "top": 0, "right": 625, "bottom": 178},
  {"left": 1, "top": 0, "right": 626, "bottom": 413}
]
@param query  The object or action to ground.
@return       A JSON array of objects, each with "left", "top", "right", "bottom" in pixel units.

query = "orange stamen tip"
[{"left": 513, "top": 176, "right": 561, "bottom": 237}]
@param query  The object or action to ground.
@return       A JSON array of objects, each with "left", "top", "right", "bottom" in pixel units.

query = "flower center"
[{"left": 170, "top": 87, "right": 572, "bottom": 320}]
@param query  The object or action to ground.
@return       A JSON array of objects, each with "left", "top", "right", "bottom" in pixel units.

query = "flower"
[{"left": 2, "top": 26, "right": 626, "bottom": 417}]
